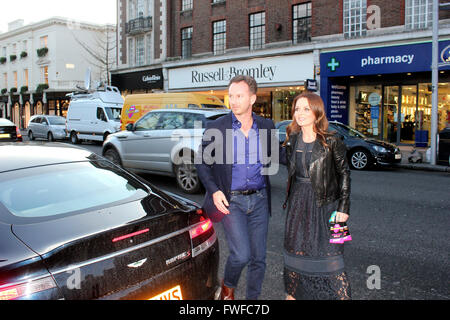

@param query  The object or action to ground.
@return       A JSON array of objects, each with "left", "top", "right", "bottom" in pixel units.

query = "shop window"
[
  {"left": 292, "top": 2, "right": 312, "bottom": 44},
  {"left": 349, "top": 85, "right": 382, "bottom": 139},
  {"left": 343, "top": 0, "right": 367, "bottom": 38},
  {"left": 405, "top": 0, "right": 432, "bottom": 30},
  {"left": 249, "top": 12, "right": 265, "bottom": 50}
]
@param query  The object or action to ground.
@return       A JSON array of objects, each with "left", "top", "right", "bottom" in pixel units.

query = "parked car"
[
  {"left": 0, "top": 118, "right": 22, "bottom": 142},
  {"left": 0, "top": 143, "right": 219, "bottom": 300},
  {"left": 275, "top": 120, "right": 402, "bottom": 170},
  {"left": 66, "top": 86, "right": 123, "bottom": 144},
  {"left": 438, "top": 127, "right": 450, "bottom": 166},
  {"left": 27, "top": 115, "right": 67, "bottom": 141},
  {"left": 103, "top": 108, "right": 230, "bottom": 194}
]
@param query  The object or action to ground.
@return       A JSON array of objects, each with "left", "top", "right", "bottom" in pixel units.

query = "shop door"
[
  {"left": 400, "top": 85, "right": 417, "bottom": 145},
  {"left": 383, "top": 86, "right": 399, "bottom": 144}
]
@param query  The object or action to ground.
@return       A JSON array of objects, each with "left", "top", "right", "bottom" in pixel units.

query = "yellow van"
[{"left": 120, "top": 92, "right": 227, "bottom": 130}]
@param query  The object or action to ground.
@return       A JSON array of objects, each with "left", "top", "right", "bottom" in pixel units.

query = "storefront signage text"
[
  {"left": 168, "top": 53, "right": 314, "bottom": 90},
  {"left": 361, "top": 54, "right": 414, "bottom": 68},
  {"left": 142, "top": 74, "right": 162, "bottom": 83},
  {"left": 191, "top": 64, "right": 276, "bottom": 83}
]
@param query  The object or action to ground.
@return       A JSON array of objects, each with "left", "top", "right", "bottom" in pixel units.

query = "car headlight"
[{"left": 372, "top": 145, "right": 388, "bottom": 153}]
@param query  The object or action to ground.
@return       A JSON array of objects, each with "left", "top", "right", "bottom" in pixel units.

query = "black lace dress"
[{"left": 283, "top": 138, "right": 351, "bottom": 300}]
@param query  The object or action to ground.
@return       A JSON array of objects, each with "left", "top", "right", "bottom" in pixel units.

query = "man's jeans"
[{"left": 221, "top": 188, "right": 270, "bottom": 300}]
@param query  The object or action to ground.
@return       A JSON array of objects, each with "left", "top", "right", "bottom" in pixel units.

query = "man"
[{"left": 195, "top": 75, "right": 278, "bottom": 300}]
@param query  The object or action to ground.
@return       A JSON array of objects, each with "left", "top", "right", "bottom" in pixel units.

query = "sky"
[{"left": 0, "top": 0, "right": 117, "bottom": 33}]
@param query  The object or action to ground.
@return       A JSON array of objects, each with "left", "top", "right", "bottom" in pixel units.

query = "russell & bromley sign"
[{"left": 168, "top": 54, "right": 314, "bottom": 90}]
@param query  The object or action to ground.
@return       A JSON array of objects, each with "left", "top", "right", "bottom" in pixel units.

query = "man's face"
[{"left": 228, "top": 81, "right": 256, "bottom": 117}]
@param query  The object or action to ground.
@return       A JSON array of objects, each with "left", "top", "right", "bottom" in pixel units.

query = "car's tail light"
[
  {"left": 0, "top": 276, "right": 57, "bottom": 300},
  {"left": 189, "top": 218, "right": 216, "bottom": 257},
  {"left": 15, "top": 127, "right": 22, "bottom": 139}
]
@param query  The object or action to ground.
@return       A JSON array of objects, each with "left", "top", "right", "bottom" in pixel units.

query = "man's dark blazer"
[{"left": 195, "top": 112, "right": 278, "bottom": 223}]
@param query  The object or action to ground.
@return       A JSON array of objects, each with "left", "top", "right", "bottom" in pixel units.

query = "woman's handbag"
[{"left": 329, "top": 211, "right": 352, "bottom": 244}]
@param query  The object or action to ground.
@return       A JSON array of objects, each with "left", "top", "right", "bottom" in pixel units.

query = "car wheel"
[
  {"left": 175, "top": 161, "right": 201, "bottom": 194},
  {"left": 28, "top": 130, "right": 35, "bottom": 141},
  {"left": 349, "top": 149, "right": 371, "bottom": 170},
  {"left": 70, "top": 132, "right": 80, "bottom": 144},
  {"left": 47, "top": 132, "right": 54, "bottom": 142},
  {"left": 104, "top": 148, "right": 122, "bottom": 167}
]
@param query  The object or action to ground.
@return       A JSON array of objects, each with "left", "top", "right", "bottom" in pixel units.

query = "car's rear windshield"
[
  {"left": 47, "top": 117, "right": 66, "bottom": 125},
  {"left": 0, "top": 161, "right": 149, "bottom": 219}
]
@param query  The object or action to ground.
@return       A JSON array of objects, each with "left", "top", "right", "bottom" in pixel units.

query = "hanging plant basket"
[{"left": 37, "top": 47, "right": 49, "bottom": 58}]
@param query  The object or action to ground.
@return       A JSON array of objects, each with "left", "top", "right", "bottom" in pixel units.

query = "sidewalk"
[{"left": 396, "top": 145, "right": 450, "bottom": 173}]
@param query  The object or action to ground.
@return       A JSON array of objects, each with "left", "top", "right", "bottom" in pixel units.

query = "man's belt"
[{"left": 230, "top": 189, "right": 259, "bottom": 196}]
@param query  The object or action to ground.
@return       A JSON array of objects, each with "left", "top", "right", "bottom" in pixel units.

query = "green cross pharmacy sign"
[{"left": 327, "top": 57, "right": 340, "bottom": 72}]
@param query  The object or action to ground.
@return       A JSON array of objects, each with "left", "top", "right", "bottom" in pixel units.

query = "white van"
[{"left": 66, "top": 86, "right": 123, "bottom": 144}]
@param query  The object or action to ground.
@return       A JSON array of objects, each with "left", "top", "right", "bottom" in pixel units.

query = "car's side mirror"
[{"left": 126, "top": 123, "right": 135, "bottom": 132}]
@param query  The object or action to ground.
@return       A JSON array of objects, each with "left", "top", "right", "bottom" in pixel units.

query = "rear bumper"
[{"left": 98, "top": 240, "right": 220, "bottom": 300}]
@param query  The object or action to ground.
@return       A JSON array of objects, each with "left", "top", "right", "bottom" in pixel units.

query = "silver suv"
[{"left": 102, "top": 108, "right": 230, "bottom": 194}]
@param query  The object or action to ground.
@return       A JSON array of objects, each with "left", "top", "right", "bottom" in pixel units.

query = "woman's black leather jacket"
[{"left": 283, "top": 131, "right": 351, "bottom": 215}]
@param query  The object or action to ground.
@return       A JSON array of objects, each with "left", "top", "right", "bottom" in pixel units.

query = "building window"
[
  {"left": 136, "top": 36, "right": 145, "bottom": 66},
  {"left": 3, "top": 73, "right": 7, "bottom": 89},
  {"left": 13, "top": 71, "right": 17, "bottom": 88},
  {"left": 128, "top": 38, "right": 135, "bottom": 66},
  {"left": 40, "top": 36, "right": 48, "bottom": 48},
  {"left": 146, "top": 34, "right": 152, "bottom": 64},
  {"left": 24, "top": 69, "right": 29, "bottom": 87},
  {"left": 293, "top": 2, "right": 312, "bottom": 43},
  {"left": 41, "top": 66, "right": 49, "bottom": 85},
  {"left": 212, "top": 0, "right": 225, "bottom": 3},
  {"left": 181, "top": 0, "right": 193, "bottom": 11},
  {"left": 405, "top": 0, "right": 432, "bottom": 29},
  {"left": 343, "top": 0, "right": 367, "bottom": 38},
  {"left": 181, "top": 27, "right": 193, "bottom": 59},
  {"left": 249, "top": 12, "right": 265, "bottom": 50},
  {"left": 213, "top": 20, "right": 226, "bottom": 55}
]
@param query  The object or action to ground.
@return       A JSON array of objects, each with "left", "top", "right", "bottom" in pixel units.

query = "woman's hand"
[{"left": 335, "top": 212, "right": 349, "bottom": 223}]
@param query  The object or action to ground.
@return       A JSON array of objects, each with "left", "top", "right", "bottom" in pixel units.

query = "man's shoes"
[{"left": 220, "top": 280, "right": 235, "bottom": 300}]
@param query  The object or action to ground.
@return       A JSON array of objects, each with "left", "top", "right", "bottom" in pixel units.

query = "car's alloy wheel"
[
  {"left": 104, "top": 148, "right": 122, "bottom": 167},
  {"left": 48, "top": 132, "right": 54, "bottom": 142},
  {"left": 28, "top": 131, "right": 35, "bottom": 141},
  {"left": 350, "top": 149, "right": 370, "bottom": 170},
  {"left": 175, "top": 162, "right": 201, "bottom": 194}
]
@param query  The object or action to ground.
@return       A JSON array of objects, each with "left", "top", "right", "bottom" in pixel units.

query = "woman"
[{"left": 282, "top": 92, "right": 352, "bottom": 300}]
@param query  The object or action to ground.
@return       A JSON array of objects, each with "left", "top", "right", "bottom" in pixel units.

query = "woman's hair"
[{"left": 284, "top": 91, "right": 331, "bottom": 148}]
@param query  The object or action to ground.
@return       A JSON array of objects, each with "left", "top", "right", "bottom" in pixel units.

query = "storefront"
[
  {"left": 111, "top": 68, "right": 164, "bottom": 95},
  {"left": 320, "top": 40, "right": 450, "bottom": 146},
  {"left": 167, "top": 53, "right": 314, "bottom": 123}
]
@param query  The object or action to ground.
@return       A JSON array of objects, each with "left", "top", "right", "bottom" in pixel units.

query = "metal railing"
[{"left": 126, "top": 16, "right": 152, "bottom": 35}]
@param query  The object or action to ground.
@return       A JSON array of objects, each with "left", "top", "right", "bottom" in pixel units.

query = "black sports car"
[
  {"left": 0, "top": 143, "right": 219, "bottom": 300},
  {"left": 0, "top": 118, "right": 22, "bottom": 142},
  {"left": 276, "top": 120, "right": 402, "bottom": 170}
]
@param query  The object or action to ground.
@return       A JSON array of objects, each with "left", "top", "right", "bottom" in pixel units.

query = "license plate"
[
  {"left": 0, "top": 133, "right": 10, "bottom": 139},
  {"left": 149, "top": 285, "right": 183, "bottom": 300},
  {"left": 395, "top": 154, "right": 401, "bottom": 159}
]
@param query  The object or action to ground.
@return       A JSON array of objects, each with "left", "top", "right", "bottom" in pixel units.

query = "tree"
[{"left": 71, "top": 25, "right": 117, "bottom": 86}]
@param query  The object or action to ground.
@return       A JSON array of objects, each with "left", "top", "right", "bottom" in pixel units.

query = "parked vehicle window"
[
  {"left": 337, "top": 124, "right": 366, "bottom": 138},
  {"left": 32, "top": 117, "right": 41, "bottom": 124},
  {"left": 135, "top": 112, "right": 162, "bottom": 131},
  {"left": 104, "top": 107, "right": 121, "bottom": 121},
  {"left": 47, "top": 117, "right": 66, "bottom": 125},
  {"left": 97, "top": 108, "right": 107, "bottom": 122},
  {"left": 0, "top": 161, "right": 148, "bottom": 218},
  {"left": 156, "top": 112, "right": 185, "bottom": 130},
  {"left": 41, "top": 118, "right": 48, "bottom": 125},
  {"left": 184, "top": 113, "right": 205, "bottom": 129}
]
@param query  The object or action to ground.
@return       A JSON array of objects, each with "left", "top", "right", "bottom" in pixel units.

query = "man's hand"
[{"left": 213, "top": 191, "right": 230, "bottom": 215}]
